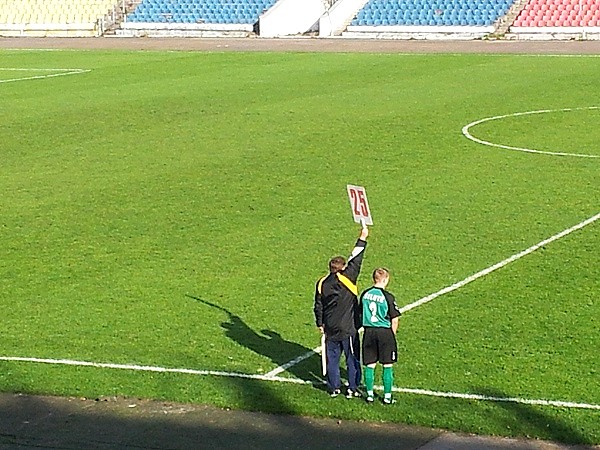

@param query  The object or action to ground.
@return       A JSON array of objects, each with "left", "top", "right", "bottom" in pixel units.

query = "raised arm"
[{"left": 343, "top": 225, "right": 369, "bottom": 282}]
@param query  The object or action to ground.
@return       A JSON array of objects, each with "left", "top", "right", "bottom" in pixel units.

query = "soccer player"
[
  {"left": 314, "top": 225, "right": 368, "bottom": 398},
  {"left": 359, "top": 267, "right": 401, "bottom": 404}
]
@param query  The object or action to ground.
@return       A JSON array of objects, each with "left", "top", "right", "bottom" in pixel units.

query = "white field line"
[
  {"left": 267, "top": 211, "right": 599, "bottom": 377},
  {"left": 2, "top": 355, "right": 599, "bottom": 410},
  {"left": 0, "top": 68, "right": 87, "bottom": 71},
  {"left": 263, "top": 346, "right": 321, "bottom": 378},
  {"left": 390, "top": 386, "right": 600, "bottom": 410},
  {"left": 0, "top": 68, "right": 90, "bottom": 84},
  {"left": 269, "top": 212, "right": 600, "bottom": 376},
  {"left": 462, "top": 107, "right": 600, "bottom": 158},
  {"left": 3, "top": 72, "right": 597, "bottom": 411},
  {"left": 0, "top": 356, "right": 311, "bottom": 385},
  {"left": 399, "top": 211, "right": 600, "bottom": 313}
]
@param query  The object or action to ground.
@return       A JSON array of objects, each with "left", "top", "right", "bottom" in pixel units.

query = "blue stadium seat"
[{"left": 128, "top": 0, "right": 276, "bottom": 24}]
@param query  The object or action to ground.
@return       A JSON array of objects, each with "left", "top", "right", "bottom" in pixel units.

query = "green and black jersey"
[{"left": 359, "top": 287, "right": 401, "bottom": 328}]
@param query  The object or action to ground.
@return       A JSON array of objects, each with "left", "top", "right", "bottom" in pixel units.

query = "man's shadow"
[
  {"left": 187, "top": 295, "right": 324, "bottom": 387},
  {"left": 475, "top": 387, "right": 592, "bottom": 445}
]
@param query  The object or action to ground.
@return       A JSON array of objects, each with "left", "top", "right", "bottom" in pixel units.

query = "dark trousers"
[{"left": 325, "top": 333, "right": 361, "bottom": 392}]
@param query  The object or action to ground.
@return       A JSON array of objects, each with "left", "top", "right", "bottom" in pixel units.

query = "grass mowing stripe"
[
  {"left": 399, "top": 212, "right": 600, "bottom": 314},
  {"left": 2, "top": 356, "right": 599, "bottom": 411},
  {"left": 1, "top": 50, "right": 598, "bottom": 444}
]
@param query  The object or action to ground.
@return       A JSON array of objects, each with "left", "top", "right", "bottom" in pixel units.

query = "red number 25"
[{"left": 350, "top": 188, "right": 368, "bottom": 216}]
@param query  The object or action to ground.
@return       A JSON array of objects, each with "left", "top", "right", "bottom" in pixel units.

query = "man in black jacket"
[{"left": 314, "top": 225, "right": 368, "bottom": 398}]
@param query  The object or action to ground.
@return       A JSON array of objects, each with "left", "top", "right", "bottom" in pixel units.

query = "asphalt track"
[
  {"left": 0, "top": 36, "right": 599, "bottom": 54},
  {"left": 1, "top": 36, "right": 599, "bottom": 450},
  {"left": 2, "top": 393, "right": 598, "bottom": 450}
]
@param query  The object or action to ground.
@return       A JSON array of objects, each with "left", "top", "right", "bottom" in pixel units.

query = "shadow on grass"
[
  {"left": 186, "top": 295, "right": 324, "bottom": 388},
  {"left": 476, "top": 387, "right": 593, "bottom": 445}
]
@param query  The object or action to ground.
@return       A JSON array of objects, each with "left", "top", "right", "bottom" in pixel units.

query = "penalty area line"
[
  {"left": 263, "top": 347, "right": 321, "bottom": 378},
  {"left": 1, "top": 355, "right": 599, "bottom": 410},
  {"left": 399, "top": 211, "right": 600, "bottom": 313},
  {"left": 271, "top": 212, "right": 600, "bottom": 376}
]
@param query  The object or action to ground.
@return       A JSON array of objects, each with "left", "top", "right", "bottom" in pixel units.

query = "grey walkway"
[{"left": 1, "top": 393, "right": 597, "bottom": 450}]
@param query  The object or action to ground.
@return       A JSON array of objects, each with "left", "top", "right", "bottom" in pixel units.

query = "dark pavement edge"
[{"left": 1, "top": 393, "right": 598, "bottom": 450}]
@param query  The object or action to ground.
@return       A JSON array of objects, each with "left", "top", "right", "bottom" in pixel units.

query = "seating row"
[
  {"left": 514, "top": 0, "right": 600, "bottom": 26},
  {"left": 129, "top": 12, "right": 257, "bottom": 23},
  {"left": 352, "top": 0, "right": 512, "bottom": 26},
  {"left": 140, "top": 0, "right": 272, "bottom": 5},
  {"left": 0, "top": 0, "right": 112, "bottom": 6},
  {"left": 128, "top": 0, "right": 275, "bottom": 23},
  {"left": 0, "top": 0, "right": 117, "bottom": 24},
  {"left": 0, "top": 14, "right": 102, "bottom": 24}
]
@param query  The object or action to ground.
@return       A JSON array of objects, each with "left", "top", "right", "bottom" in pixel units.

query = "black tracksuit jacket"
[{"left": 313, "top": 238, "right": 367, "bottom": 342}]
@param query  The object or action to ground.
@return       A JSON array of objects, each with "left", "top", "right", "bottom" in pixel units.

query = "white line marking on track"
[
  {"left": 0, "top": 67, "right": 90, "bottom": 84},
  {"left": 462, "top": 107, "right": 600, "bottom": 158},
  {"left": 2, "top": 356, "right": 599, "bottom": 410},
  {"left": 399, "top": 212, "right": 600, "bottom": 313}
]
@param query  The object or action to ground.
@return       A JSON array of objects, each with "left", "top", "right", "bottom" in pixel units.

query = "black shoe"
[{"left": 330, "top": 389, "right": 341, "bottom": 398}]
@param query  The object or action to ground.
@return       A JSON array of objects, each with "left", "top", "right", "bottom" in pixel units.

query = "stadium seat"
[
  {"left": 352, "top": 0, "right": 518, "bottom": 26},
  {"left": 514, "top": 0, "right": 600, "bottom": 27},
  {"left": 126, "top": 0, "right": 276, "bottom": 24}
]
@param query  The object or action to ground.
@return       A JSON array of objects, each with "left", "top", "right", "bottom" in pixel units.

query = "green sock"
[
  {"left": 364, "top": 366, "right": 375, "bottom": 395},
  {"left": 383, "top": 366, "right": 394, "bottom": 395}
]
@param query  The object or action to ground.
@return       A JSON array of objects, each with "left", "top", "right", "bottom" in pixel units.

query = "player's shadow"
[
  {"left": 475, "top": 387, "right": 591, "bottom": 445},
  {"left": 187, "top": 295, "right": 324, "bottom": 387}
]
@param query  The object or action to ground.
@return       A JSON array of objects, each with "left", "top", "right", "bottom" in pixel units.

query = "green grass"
[{"left": 0, "top": 49, "right": 598, "bottom": 445}]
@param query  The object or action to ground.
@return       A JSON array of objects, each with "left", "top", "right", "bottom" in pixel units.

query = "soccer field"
[{"left": 0, "top": 48, "right": 598, "bottom": 445}]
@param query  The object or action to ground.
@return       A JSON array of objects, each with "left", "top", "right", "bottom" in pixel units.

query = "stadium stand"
[
  {"left": 342, "top": 0, "right": 514, "bottom": 38},
  {"left": 1, "top": 0, "right": 594, "bottom": 39},
  {"left": 119, "top": 0, "right": 276, "bottom": 37},
  {"left": 0, "top": 0, "right": 122, "bottom": 37},
  {"left": 351, "top": 0, "right": 513, "bottom": 26},
  {"left": 508, "top": 0, "right": 600, "bottom": 39},
  {"left": 513, "top": 0, "right": 600, "bottom": 27}
]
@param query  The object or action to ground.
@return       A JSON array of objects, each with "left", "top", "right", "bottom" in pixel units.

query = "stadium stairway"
[
  {"left": 318, "top": 0, "right": 371, "bottom": 37},
  {"left": 260, "top": 0, "right": 326, "bottom": 37},
  {"left": 491, "top": 0, "right": 530, "bottom": 35}
]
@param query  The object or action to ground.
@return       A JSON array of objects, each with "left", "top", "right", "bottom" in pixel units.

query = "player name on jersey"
[{"left": 363, "top": 291, "right": 385, "bottom": 303}]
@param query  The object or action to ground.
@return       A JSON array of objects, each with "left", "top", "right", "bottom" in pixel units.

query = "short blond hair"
[{"left": 372, "top": 267, "right": 390, "bottom": 283}]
